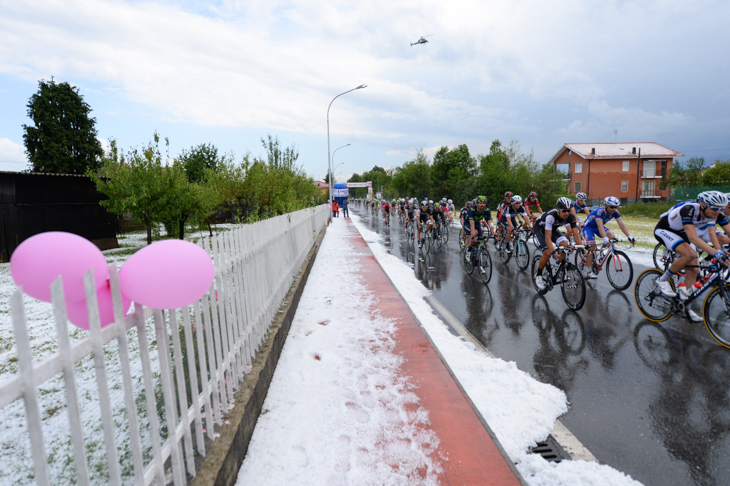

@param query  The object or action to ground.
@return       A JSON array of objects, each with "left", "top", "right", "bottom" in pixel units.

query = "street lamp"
[
  {"left": 327, "top": 84, "right": 367, "bottom": 205},
  {"left": 331, "top": 143, "right": 350, "bottom": 185}
]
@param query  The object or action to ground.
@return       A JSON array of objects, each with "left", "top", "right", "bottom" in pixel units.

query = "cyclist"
[
  {"left": 404, "top": 199, "right": 417, "bottom": 232},
  {"left": 431, "top": 200, "right": 444, "bottom": 237},
  {"left": 439, "top": 199, "right": 451, "bottom": 229},
  {"left": 465, "top": 196, "right": 493, "bottom": 261},
  {"left": 581, "top": 196, "right": 636, "bottom": 279},
  {"left": 417, "top": 200, "right": 434, "bottom": 248},
  {"left": 460, "top": 201, "right": 472, "bottom": 242},
  {"left": 524, "top": 191, "right": 543, "bottom": 220},
  {"left": 447, "top": 199, "right": 456, "bottom": 214},
  {"left": 653, "top": 191, "right": 729, "bottom": 316},
  {"left": 495, "top": 191, "right": 514, "bottom": 244},
  {"left": 381, "top": 199, "right": 392, "bottom": 224},
  {"left": 571, "top": 192, "right": 590, "bottom": 221},
  {"left": 398, "top": 198, "right": 406, "bottom": 217},
  {"left": 534, "top": 197, "right": 584, "bottom": 291},
  {"left": 499, "top": 195, "right": 530, "bottom": 253}
]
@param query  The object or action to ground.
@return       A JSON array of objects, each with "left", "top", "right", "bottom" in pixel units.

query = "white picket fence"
[{"left": 0, "top": 205, "right": 329, "bottom": 485}]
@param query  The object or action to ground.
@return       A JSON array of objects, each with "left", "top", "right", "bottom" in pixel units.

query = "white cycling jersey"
[{"left": 658, "top": 202, "right": 728, "bottom": 234}]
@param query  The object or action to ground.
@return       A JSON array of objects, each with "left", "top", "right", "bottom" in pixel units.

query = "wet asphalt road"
[{"left": 353, "top": 207, "right": 730, "bottom": 486}]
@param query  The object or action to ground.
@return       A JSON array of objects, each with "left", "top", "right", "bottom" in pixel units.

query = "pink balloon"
[
  {"left": 10, "top": 232, "right": 109, "bottom": 303},
  {"left": 119, "top": 240, "right": 214, "bottom": 309},
  {"left": 66, "top": 283, "right": 132, "bottom": 330}
]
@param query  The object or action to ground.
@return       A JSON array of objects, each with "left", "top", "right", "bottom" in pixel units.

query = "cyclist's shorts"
[
  {"left": 467, "top": 221, "right": 484, "bottom": 239},
  {"left": 583, "top": 225, "right": 601, "bottom": 243},
  {"left": 498, "top": 215, "right": 518, "bottom": 228},
  {"left": 534, "top": 227, "right": 567, "bottom": 251},
  {"left": 654, "top": 227, "right": 688, "bottom": 251},
  {"left": 384, "top": 206, "right": 390, "bottom": 213}
]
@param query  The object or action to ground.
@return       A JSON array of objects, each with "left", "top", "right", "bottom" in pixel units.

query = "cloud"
[{"left": 0, "top": 138, "right": 28, "bottom": 171}]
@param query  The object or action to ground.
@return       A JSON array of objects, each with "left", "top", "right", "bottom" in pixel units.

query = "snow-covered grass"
[
  {"left": 0, "top": 223, "right": 239, "bottom": 484},
  {"left": 237, "top": 215, "right": 642, "bottom": 485}
]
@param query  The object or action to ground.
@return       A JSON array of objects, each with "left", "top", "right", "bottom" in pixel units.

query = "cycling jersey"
[
  {"left": 524, "top": 198, "right": 541, "bottom": 214},
  {"left": 501, "top": 203, "right": 527, "bottom": 220},
  {"left": 382, "top": 203, "right": 391, "bottom": 213},
  {"left": 431, "top": 206, "right": 443, "bottom": 223},
  {"left": 584, "top": 207, "right": 622, "bottom": 229},
  {"left": 657, "top": 202, "right": 728, "bottom": 234},
  {"left": 572, "top": 200, "right": 589, "bottom": 214},
  {"left": 465, "top": 208, "right": 492, "bottom": 238},
  {"left": 536, "top": 209, "right": 579, "bottom": 233},
  {"left": 418, "top": 207, "right": 433, "bottom": 223},
  {"left": 496, "top": 201, "right": 510, "bottom": 220}
]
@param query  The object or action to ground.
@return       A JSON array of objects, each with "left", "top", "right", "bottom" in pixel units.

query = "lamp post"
[
  {"left": 327, "top": 84, "right": 367, "bottom": 205},
  {"left": 331, "top": 143, "right": 350, "bottom": 186}
]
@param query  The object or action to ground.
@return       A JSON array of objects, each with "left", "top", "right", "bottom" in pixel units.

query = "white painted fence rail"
[{"left": 0, "top": 205, "right": 329, "bottom": 485}]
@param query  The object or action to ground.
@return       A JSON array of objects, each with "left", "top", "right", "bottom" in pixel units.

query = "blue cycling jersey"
[{"left": 584, "top": 207, "right": 621, "bottom": 229}]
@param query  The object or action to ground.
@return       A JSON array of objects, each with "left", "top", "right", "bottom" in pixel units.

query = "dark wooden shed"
[{"left": 0, "top": 171, "right": 118, "bottom": 262}]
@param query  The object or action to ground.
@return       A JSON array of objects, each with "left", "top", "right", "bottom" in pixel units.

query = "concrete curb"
[{"left": 192, "top": 223, "right": 328, "bottom": 486}]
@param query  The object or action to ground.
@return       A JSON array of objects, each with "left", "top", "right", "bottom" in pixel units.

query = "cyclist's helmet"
[
  {"left": 504, "top": 191, "right": 513, "bottom": 198},
  {"left": 576, "top": 192, "right": 587, "bottom": 200},
  {"left": 475, "top": 195, "right": 487, "bottom": 204},
  {"left": 604, "top": 196, "right": 620, "bottom": 207},
  {"left": 556, "top": 197, "right": 572, "bottom": 210},
  {"left": 528, "top": 191, "right": 537, "bottom": 199},
  {"left": 447, "top": 199, "right": 453, "bottom": 204},
  {"left": 421, "top": 200, "right": 428, "bottom": 206},
  {"left": 697, "top": 191, "right": 728, "bottom": 208},
  {"left": 428, "top": 199, "right": 434, "bottom": 205},
  {"left": 512, "top": 195, "right": 523, "bottom": 203},
  {"left": 465, "top": 201, "right": 473, "bottom": 208}
]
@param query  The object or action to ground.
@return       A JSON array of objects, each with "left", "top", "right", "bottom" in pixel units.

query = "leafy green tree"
[
  {"left": 91, "top": 133, "right": 190, "bottom": 244},
  {"left": 23, "top": 78, "right": 103, "bottom": 174},
  {"left": 701, "top": 159, "right": 730, "bottom": 186},
  {"left": 178, "top": 143, "right": 225, "bottom": 183},
  {"left": 431, "top": 145, "right": 476, "bottom": 201},
  {"left": 665, "top": 156, "right": 706, "bottom": 188},
  {"left": 390, "top": 151, "right": 431, "bottom": 198},
  {"left": 260, "top": 134, "right": 299, "bottom": 170}
]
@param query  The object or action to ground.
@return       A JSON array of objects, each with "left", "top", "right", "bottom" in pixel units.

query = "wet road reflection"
[{"left": 354, "top": 208, "right": 730, "bottom": 486}]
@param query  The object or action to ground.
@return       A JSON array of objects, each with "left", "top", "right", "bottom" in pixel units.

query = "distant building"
[
  {"left": 314, "top": 180, "right": 329, "bottom": 194},
  {"left": 549, "top": 142, "right": 684, "bottom": 204}
]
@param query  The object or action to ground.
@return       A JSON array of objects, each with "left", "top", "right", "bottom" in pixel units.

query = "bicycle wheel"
[
  {"left": 442, "top": 224, "right": 449, "bottom": 244},
  {"left": 499, "top": 239, "right": 512, "bottom": 264},
  {"left": 634, "top": 268, "right": 673, "bottom": 322},
  {"left": 477, "top": 247, "right": 493, "bottom": 284},
  {"left": 605, "top": 250, "right": 634, "bottom": 290},
  {"left": 434, "top": 229, "right": 442, "bottom": 249},
  {"left": 652, "top": 243, "right": 673, "bottom": 270},
  {"left": 515, "top": 239, "right": 529, "bottom": 270},
  {"left": 531, "top": 255, "right": 549, "bottom": 295},
  {"left": 464, "top": 247, "right": 475, "bottom": 275},
  {"left": 424, "top": 230, "right": 432, "bottom": 255},
  {"left": 560, "top": 263, "right": 586, "bottom": 310},
  {"left": 459, "top": 230, "right": 466, "bottom": 252},
  {"left": 702, "top": 284, "right": 730, "bottom": 348}
]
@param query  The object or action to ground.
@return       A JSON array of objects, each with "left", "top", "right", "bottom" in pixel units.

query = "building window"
[
  {"left": 642, "top": 180, "right": 655, "bottom": 198},
  {"left": 575, "top": 162, "right": 583, "bottom": 174},
  {"left": 621, "top": 180, "right": 629, "bottom": 192},
  {"left": 574, "top": 182, "right": 582, "bottom": 193},
  {"left": 622, "top": 161, "right": 630, "bottom": 172}
]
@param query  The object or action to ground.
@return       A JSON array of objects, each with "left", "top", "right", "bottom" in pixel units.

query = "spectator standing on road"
[
  {"left": 332, "top": 200, "right": 339, "bottom": 218},
  {"left": 342, "top": 198, "right": 349, "bottom": 218}
]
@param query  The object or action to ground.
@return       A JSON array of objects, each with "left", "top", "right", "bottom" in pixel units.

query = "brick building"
[{"left": 548, "top": 142, "right": 684, "bottom": 204}]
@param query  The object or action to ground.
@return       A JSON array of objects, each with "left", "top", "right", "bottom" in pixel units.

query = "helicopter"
[{"left": 410, "top": 34, "right": 433, "bottom": 47}]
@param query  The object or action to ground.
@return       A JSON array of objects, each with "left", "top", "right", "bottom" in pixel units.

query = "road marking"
[{"left": 424, "top": 294, "right": 598, "bottom": 463}]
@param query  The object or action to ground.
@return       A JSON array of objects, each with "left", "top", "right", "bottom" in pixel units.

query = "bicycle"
[
  {"left": 530, "top": 246, "right": 587, "bottom": 310},
  {"left": 513, "top": 228, "right": 531, "bottom": 270},
  {"left": 634, "top": 264, "right": 730, "bottom": 348},
  {"left": 575, "top": 238, "right": 634, "bottom": 290},
  {"left": 440, "top": 221, "right": 449, "bottom": 244},
  {"left": 463, "top": 236, "right": 493, "bottom": 284},
  {"left": 384, "top": 211, "right": 390, "bottom": 226},
  {"left": 405, "top": 220, "right": 416, "bottom": 247},
  {"left": 497, "top": 227, "right": 528, "bottom": 269},
  {"left": 419, "top": 222, "right": 432, "bottom": 255}
]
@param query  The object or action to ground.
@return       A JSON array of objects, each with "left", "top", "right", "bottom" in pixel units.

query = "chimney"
[
  {"left": 632, "top": 147, "right": 636, "bottom": 154},
  {"left": 591, "top": 147, "right": 595, "bottom": 155}
]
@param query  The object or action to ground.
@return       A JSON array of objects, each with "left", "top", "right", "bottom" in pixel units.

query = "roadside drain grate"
[{"left": 529, "top": 434, "right": 571, "bottom": 463}]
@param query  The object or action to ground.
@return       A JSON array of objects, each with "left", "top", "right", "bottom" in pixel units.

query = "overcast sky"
[{"left": 2, "top": 0, "right": 729, "bottom": 182}]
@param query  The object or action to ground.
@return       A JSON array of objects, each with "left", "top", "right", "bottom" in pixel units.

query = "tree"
[
  {"left": 91, "top": 133, "right": 191, "bottom": 244},
  {"left": 701, "top": 159, "right": 730, "bottom": 186},
  {"left": 178, "top": 143, "right": 225, "bottom": 183},
  {"left": 23, "top": 78, "right": 103, "bottom": 174},
  {"left": 665, "top": 157, "right": 706, "bottom": 188}
]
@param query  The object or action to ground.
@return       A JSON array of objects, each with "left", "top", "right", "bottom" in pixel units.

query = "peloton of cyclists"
[
  {"left": 533, "top": 197, "right": 585, "bottom": 291},
  {"left": 580, "top": 196, "right": 636, "bottom": 279},
  {"left": 653, "top": 191, "right": 730, "bottom": 321}
]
